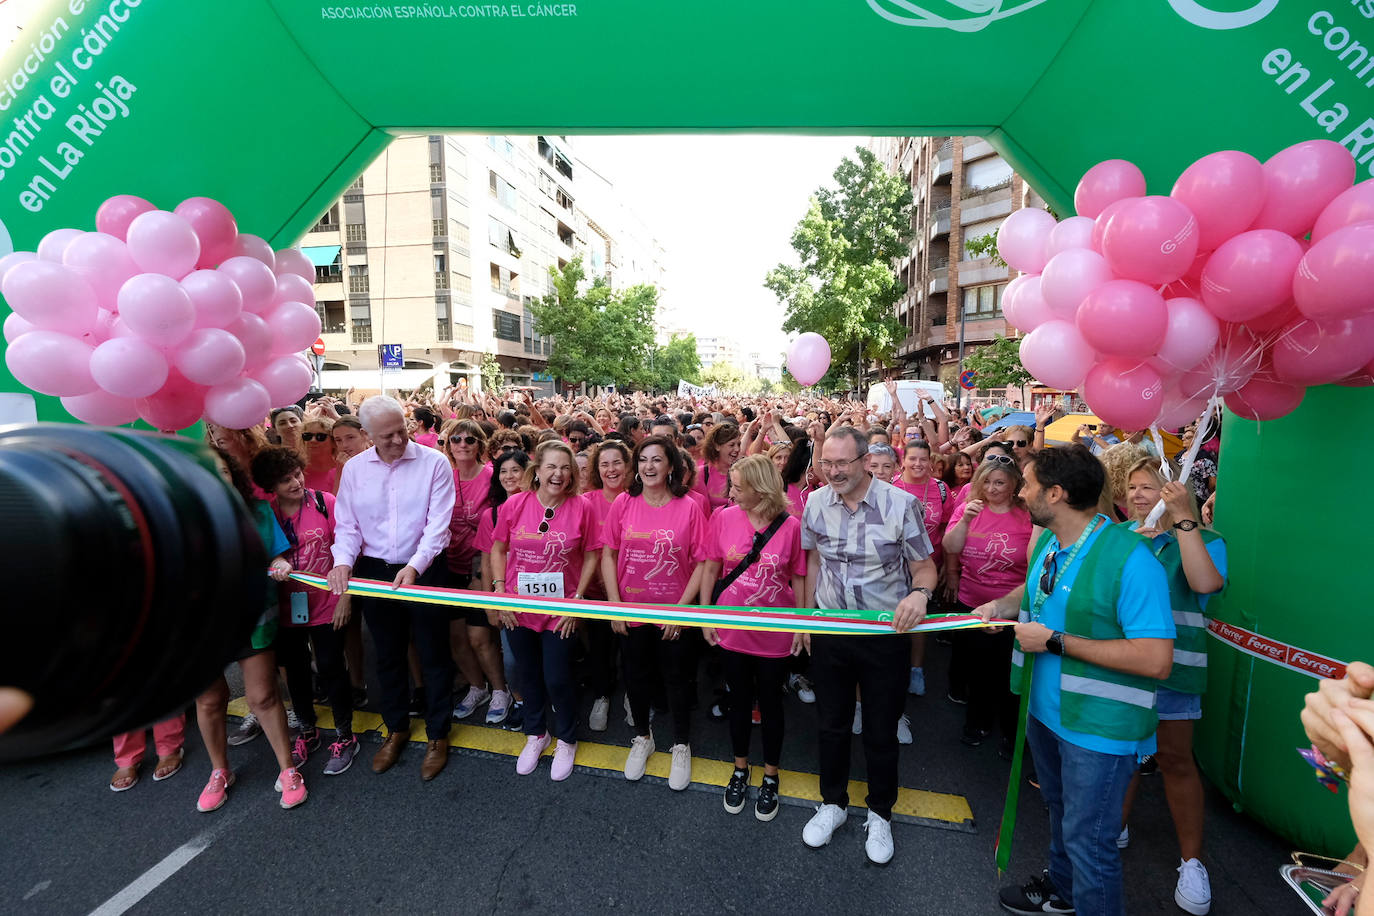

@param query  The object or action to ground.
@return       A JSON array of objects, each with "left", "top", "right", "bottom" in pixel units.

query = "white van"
[{"left": 866, "top": 380, "right": 947, "bottom": 419}]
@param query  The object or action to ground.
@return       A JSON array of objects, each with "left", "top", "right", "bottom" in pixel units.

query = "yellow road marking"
[{"left": 228, "top": 698, "right": 973, "bottom": 827}]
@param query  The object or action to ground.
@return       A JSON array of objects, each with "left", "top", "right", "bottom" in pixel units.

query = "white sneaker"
[
  {"left": 589, "top": 696, "right": 610, "bottom": 732},
  {"left": 453, "top": 685, "right": 490, "bottom": 720},
  {"left": 863, "top": 810, "right": 894, "bottom": 864},
  {"left": 788, "top": 673, "right": 816, "bottom": 704},
  {"left": 485, "top": 689, "right": 511, "bottom": 725},
  {"left": 852, "top": 702, "right": 863, "bottom": 735},
  {"left": 668, "top": 744, "right": 692, "bottom": 790},
  {"left": 1116, "top": 825, "right": 1130, "bottom": 849},
  {"left": 802, "top": 803, "right": 848, "bottom": 848},
  {"left": 896, "top": 714, "right": 912, "bottom": 745},
  {"left": 624, "top": 734, "right": 655, "bottom": 781},
  {"left": 1175, "top": 858, "right": 1212, "bottom": 915}
]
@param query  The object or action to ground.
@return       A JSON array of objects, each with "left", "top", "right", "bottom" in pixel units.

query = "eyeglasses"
[
  {"left": 686, "top": 424, "right": 703, "bottom": 431},
  {"left": 537, "top": 505, "right": 555, "bottom": 534},
  {"left": 1009, "top": 439, "right": 1029, "bottom": 447},
  {"left": 818, "top": 455, "right": 866, "bottom": 472},
  {"left": 569, "top": 436, "right": 585, "bottom": 445},
  {"left": 1039, "top": 550, "right": 1058, "bottom": 596},
  {"left": 301, "top": 432, "right": 330, "bottom": 442},
  {"left": 984, "top": 453, "right": 1015, "bottom": 466},
  {"left": 450, "top": 435, "right": 479, "bottom": 446}
]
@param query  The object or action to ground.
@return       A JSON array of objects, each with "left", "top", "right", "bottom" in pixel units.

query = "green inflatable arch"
[{"left": 1, "top": 0, "right": 1370, "bottom": 852}]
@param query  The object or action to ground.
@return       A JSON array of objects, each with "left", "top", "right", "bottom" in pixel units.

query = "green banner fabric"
[{"left": 0, "top": 0, "right": 1370, "bottom": 852}]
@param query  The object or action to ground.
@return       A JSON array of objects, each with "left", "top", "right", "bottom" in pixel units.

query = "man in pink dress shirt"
[{"left": 328, "top": 396, "right": 456, "bottom": 781}]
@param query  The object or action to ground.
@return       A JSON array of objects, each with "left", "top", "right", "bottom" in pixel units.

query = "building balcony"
[
  {"left": 928, "top": 266, "right": 948, "bottom": 295},
  {"left": 933, "top": 139, "right": 954, "bottom": 183},
  {"left": 928, "top": 207, "right": 951, "bottom": 240},
  {"left": 963, "top": 138, "right": 996, "bottom": 161},
  {"left": 961, "top": 190, "right": 1013, "bottom": 225},
  {"left": 960, "top": 260, "right": 1010, "bottom": 286},
  {"left": 314, "top": 280, "right": 345, "bottom": 301}
]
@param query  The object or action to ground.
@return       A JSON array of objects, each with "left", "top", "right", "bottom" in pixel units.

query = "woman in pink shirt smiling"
[
  {"left": 700, "top": 454, "right": 806, "bottom": 822},
  {"left": 693, "top": 422, "right": 741, "bottom": 513},
  {"left": 892, "top": 439, "right": 949, "bottom": 698},
  {"left": 490, "top": 441, "right": 599, "bottom": 782},
  {"left": 300, "top": 417, "right": 340, "bottom": 494},
  {"left": 602, "top": 436, "right": 709, "bottom": 791},
  {"left": 580, "top": 440, "right": 632, "bottom": 732}
]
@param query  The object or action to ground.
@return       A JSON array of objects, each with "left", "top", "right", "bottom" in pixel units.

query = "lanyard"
[{"left": 1029, "top": 513, "right": 1108, "bottom": 621}]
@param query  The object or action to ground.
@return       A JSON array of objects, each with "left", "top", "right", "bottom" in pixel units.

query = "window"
[
  {"left": 962, "top": 284, "right": 1005, "bottom": 318},
  {"left": 348, "top": 264, "right": 369, "bottom": 293},
  {"left": 490, "top": 264, "right": 520, "bottom": 296},
  {"left": 313, "top": 251, "right": 342, "bottom": 283},
  {"left": 487, "top": 135, "right": 514, "bottom": 159},
  {"left": 964, "top": 156, "right": 1014, "bottom": 191},
  {"left": 489, "top": 171, "right": 517, "bottom": 210},
  {"left": 316, "top": 300, "right": 346, "bottom": 334},
  {"left": 310, "top": 206, "right": 338, "bottom": 233},
  {"left": 493, "top": 310, "right": 522, "bottom": 341},
  {"left": 962, "top": 219, "right": 1004, "bottom": 259},
  {"left": 345, "top": 223, "right": 366, "bottom": 242},
  {"left": 434, "top": 253, "right": 446, "bottom": 273},
  {"left": 487, "top": 217, "right": 521, "bottom": 256}
]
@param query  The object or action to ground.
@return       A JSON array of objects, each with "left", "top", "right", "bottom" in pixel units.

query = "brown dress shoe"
[
  {"left": 372, "top": 730, "right": 408, "bottom": 774},
  {"left": 421, "top": 739, "right": 449, "bottom": 781}
]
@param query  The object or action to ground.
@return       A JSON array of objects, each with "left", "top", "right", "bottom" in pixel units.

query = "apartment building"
[{"left": 876, "top": 136, "right": 1047, "bottom": 390}]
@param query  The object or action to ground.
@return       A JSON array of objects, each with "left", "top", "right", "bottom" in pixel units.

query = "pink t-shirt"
[
  {"left": 707, "top": 507, "right": 806, "bottom": 658},
  {"left": 414, "top": 431, "right": 440, "bottom": 449},
  {"left": 946, "top": 504, "right": 1033, "bottom": 607},
  {"left": 273, "top": 490, "right": 341, "bottom": 627},
  {"left": 303, "top": 464, "right": 339, "bottom": 494},
  {"left": 693, "top": 461, "right": 731, "bottom": 512},
  {"left": 686, "top": 487, "right": 711, "bottom": 518},
  {"left": 894, "top": 476, "right": 948, "bottom": 563},
  {"left": 602, "top": 492, "right": 708, "bottom": 622},
  {"left": 447, "top": 464, "right": 493, "bottom": 573},
  {"left": 581, "top": 488, "right": 625, "bottom": 600},
  {"left": 474, "top": 508, "right": 498, "bottom": 555},
  {"left": 784, "top": 483, "right": 807, "bottom": 518},
  {"left": 493, "top": 490, "right": 597, "bottom": 633}
]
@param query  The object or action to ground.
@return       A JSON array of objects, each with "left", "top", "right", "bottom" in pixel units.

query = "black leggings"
[
  {"left": 722, "top": 649, "right": 787, "bottom": 767},
  {"left": 277, "top": 622, "right": 353, "bottom": 738},
  {"left": 621, "top": 625, "right": 695, "bottom": 745}
]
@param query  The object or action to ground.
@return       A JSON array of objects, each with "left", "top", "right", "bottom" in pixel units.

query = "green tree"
[
  {"left": 532, "top": 257, "right": 658, "bottom": 387},
  {"left": 963, "top": 334, "right": 1033, "bottom": 388},
  {"left": 650, "top": 333, "right": 702, "bottom": 392},
  {"left": 480, "top": 352, "right": 504, "bottom": 392},
  {"left": 701, "top": 362, "right": 755, "bottom": 393},
  {"left": 963, "top": 232, "right": 1006, "bottom": 268},
  {"left": 765, "top": 146, "right": 912, "bottom": 390}
]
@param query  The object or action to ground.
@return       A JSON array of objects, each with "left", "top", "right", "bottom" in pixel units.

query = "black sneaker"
[
  {"left": 999, "top": 870, "right": 1074, "bottom": 914},
  {"left": 352, "top": 684, "right": 368, "bottom": 709},
  {"left": 755, "top": 775, "right": 780, "bottom": 822},
  {"left": 960, "top": 726, "right": 991, "bottom": 747},
  {"left": 723, "top": 768, "right": 748, "bottom": 815},
  {"left": 503, "top": 701, "right": 525, "bottom": 732}
]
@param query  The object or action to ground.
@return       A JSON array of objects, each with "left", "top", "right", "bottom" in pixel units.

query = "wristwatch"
[
  {"left": 1173, "top": 519, "right": 1199, "bottom": 532},
  {"left": 1046, "top": 631, "right": 1066, "bottom": 656},
  {"left": 911, "top": 586, "right": 934, "bottom": 603}
]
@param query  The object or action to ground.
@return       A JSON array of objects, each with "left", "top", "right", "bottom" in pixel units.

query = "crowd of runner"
[{"left": 106, "top": 381, "right": 1243, "bottom": 916}]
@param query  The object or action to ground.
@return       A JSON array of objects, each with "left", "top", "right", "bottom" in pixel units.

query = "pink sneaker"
[
  {"left": 196, "top": 768, "right": 235, "bottom": 812},
  {"left": 516, "top": 733, "right": 550, "bottom": 775},
  {"left": 550, "top": 740, "right": 577, "bottom": 781},
  {"left": 275, "top": 767, "right": 308, "bottom": 809}
]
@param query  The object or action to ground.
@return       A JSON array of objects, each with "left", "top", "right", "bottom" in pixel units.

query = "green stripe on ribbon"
[{"left": 996, "top": 662, "right": 1035, "bottom": 874}]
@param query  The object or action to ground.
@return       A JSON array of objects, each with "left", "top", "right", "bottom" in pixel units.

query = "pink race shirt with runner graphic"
[
  {"left": 602, "top": 493, "right": 707, "bottom": 620},
  {"left": 707, "top": 506, "right": 806, "bottom": 658},
  {"left": 693, "top": 462, "right": 731, "bottom": 512},
  {"left": 894, "top": 476, "right": 947, "bottom": 563},
  {"left": 493, "top": 490, "right": 597, "bottom": 632},
  {"left": 581, "top": 488, "right": 621, "bottom": 599},
  {"left": 946, "top": 505, "right": 1033, "bottom": 607}
]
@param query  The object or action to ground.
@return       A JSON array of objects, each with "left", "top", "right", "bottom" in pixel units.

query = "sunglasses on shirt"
[
  {"left": 1039, "top": 550, "right": 1058, "bottom": 595},
  {"left": 301, "top": 432, "right": 330, "bottom": 443},
  {"left": 537, "top": 505, "right": 555, "bottom": 534}
]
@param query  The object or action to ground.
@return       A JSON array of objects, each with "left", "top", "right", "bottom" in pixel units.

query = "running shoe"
[
  {"left": 486, "top": 689, "right": 512, "bottom": 725},
  {"left": 276, "top": 767, "right": 307, "bottom": 809},
  {"left": 588, "top": 696, "right": 610, "bottom": 732},
  {"left": 453, "top": 686, "right": 490, "bottom": 720},
  {"left": 724, "top": 767, "right": 748, "bottom": 814},
  {"left": 668, "top": 744, "right": 692, "bottom": 790},
  {"left": 196, "top": 768, "right": 235, "bottom": 812},
  {"left": 291, "top": 726, "right": 321, "bottom": 768},
  {"left": 227, "top": 713, "right": 260, "bottom": 747},
  {"left": 624, "top": 734, "right": 655, "bottom": 781},
  {"left": 755, "top": 775, "right": 780, "bottom": 822},
  {"left": 787, "top": 673, "right": 816, "bottom": 704},
  {"left": 322, "top": 735, "right": 359, "bottom": 776}
]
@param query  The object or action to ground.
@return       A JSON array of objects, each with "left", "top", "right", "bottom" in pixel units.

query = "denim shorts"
[{"left": 1157, "top": 686, "right": 1202, "bottom": 721}]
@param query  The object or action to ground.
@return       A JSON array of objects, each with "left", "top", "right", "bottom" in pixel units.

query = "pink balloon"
[
  {"left": 61, "top": 231, "right": 140, "bottom": 309},
  {"left": 1006, "top": 275, "right": 1055, "bottom": 332},
  {"left": 1076, "top": 279, "right": 1168, "bottom": 357},
  {"left": 1090, "top": 197, "right": 1138, "bottom": 254},
  {"left": 996, "top": 208, "right": 1056, "bottom": 274},
  {"left": 1169, "top": 150, "right": 1266, "bottom": 252},
  {"left": 1083, "top": 359, "right": 1164, "bottom": 430},
  {"left": 254, "top": 355, "right": 314, "bottom": 406},
  {"left": 229, "top": 234, "right": 276, "bottom": 271},
  {"left": 217, "top": 256, "right": 277, "bottom": 314},
  {"left": 174, "top": 327, "right": 247, "bottom": 386},
  {"left": 0, "top": 250, "right": 37, "bottom": 283},
  {"left": 136, "top": 372, "right": 206, "bottom": 431},
  {"left": 125, "top": 210, "right": 201, "bottom": 279},
  {"left": 5, "top": 329, "right": 97, "bottom": 396},
  {"left": 273, "top": 273, "right": 316, "bottom": 308},
  {"left": 1045, "top": 217, "right": 1095, "bottom": 258},
  {"left": 1040, "top": 248, "right": 1112, "bottom": 320},
  {"left": 1100, "top": 196, "right": 1199, "bottom": 285},
  {"left": 274, "top": 248, "right": 315, "bottom": 283},
  {"left": 1018, "top": 320, "right": 1097, "bottom": 390},
  {"left": 1156, "top": 385, "right": 1211, "bottom": 430},
  {"left": 1250, "top": 140, "right": 1356, "bottom": 236},
  {"left": 180, "top": 269, "right": 244, "bottom": 329},
  {"left": 61, "top": 388, "right": 140, "bottom": 425},
  {"left": 1, "top": 259, "right": 98, "bottom": 333},
  {"left": 1272, "top": 313, "right": 1374, "bottom": 386},
  {"left": 117, "top": 273, "right": 196, "bottom": 349},
  {"left": 1225, "top": 374, "right": 1306, "bottom": 421},
  {"left": 1075, "top": 159, "right": 1147, "bottom": 219},
  {"left": 1179, "top": 326, "right": 1265, "bottom": 397},
  {"left": 999, "top": 274, "right": 1034, "bottom": 326},
  {"left": 85, "top": 308, "right": 118, "bottom": 345},
  {"left": 37, "top": 227, "right": 84, "bottom": 262},
  {"left": 1338, "top": 354, "right": 1374, "bottom": 387},
  {"left": 226, "top": 312, "right": 274, "bottom": 371},
  {"left": 1292, "top": 221, "right": 1374, "bottom": 321},
  {"left": 94, "top": 195, "right": 156, "bottom": 241},
  {"left": 90, "top": 337, "right": 169, "bottom": 399},
  {"left": 266, "top": 300, "right": 323, "bottom": 355},
  {"left": 1311, "top": 178, "right": 1374, "bottom": 243},
  {"left": 1156, "top": 297, "right": 1220, "bottom": 372},
  {"left": 787, "top": 333, "right": 831, "bottom": 386},
  {"left": 1246, "top": 299, "right": 1300, "bottom": 334},
  {"left": 3, "top": 311, "right": 35, "bottom": 343},
  {"left": 204, "top": 376, "right": 272, "bottom": 429},
  {"left": 173, "top": 197, "right": 238, "bottom": 269},
  {"left": 1199, "top": 229, "right": 1305, "bottom": 323}
]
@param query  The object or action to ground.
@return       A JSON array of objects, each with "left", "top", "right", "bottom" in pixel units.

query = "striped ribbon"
[{"left": 287, "top": 571, "right": 1015, "bottom": 637}]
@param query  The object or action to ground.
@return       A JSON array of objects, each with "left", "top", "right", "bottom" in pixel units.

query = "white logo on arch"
[
  {"left": 0, "top": 217, "right": 11, "bottom": 259},
  {"left": 866, "top": 0, "right": 1049, "bottom": 32},
  {"left": 1167, "top": 0, "right": 1279, "bottom": 31}
]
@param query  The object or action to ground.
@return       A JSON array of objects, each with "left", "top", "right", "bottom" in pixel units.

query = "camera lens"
[{"left": 0, "top": 425, "right": 265, "bottom": 760}]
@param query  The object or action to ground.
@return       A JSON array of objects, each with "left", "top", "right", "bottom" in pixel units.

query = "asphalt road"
[{"left": 0, "top": 639, "right": 1310, "bottom": 915}]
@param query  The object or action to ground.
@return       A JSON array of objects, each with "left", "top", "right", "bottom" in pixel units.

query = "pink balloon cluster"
[
  {"left": 998, "top": 141, "right": 1374, "bottom": 429},
  {"left": 3, "top": 194, "right": 320, "bottom": 429}
]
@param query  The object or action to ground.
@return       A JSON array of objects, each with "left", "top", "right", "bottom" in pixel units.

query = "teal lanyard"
[{"left": 1028, "top": 514, "right": 1108, "bottom": 621}]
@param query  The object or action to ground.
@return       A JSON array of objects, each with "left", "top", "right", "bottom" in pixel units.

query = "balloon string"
[
  {"left": 1143, "top": 394, "right": 1219, "bottom": 528},
  {"left": 1149, "top": 426, "right": 1171, "bottom": 480}
]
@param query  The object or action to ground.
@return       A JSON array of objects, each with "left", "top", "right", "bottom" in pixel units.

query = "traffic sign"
[
  {"left": 959, "top": 369, "right": 977, "bottom": 390},
  {"left": 379, "top": 344, "right": 403, "bottom": 370},
  {"left": 311, "top": 338, "right": 326, "bottom": 356}
]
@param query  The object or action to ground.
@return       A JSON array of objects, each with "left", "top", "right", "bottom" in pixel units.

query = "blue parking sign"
[{"left": 379, "top": 344, "right": 403, "bottom": 370}]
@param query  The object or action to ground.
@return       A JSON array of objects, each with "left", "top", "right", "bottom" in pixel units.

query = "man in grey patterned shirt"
[{"left": 799, "top": 426, "right": 937, "bottom": 865}]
